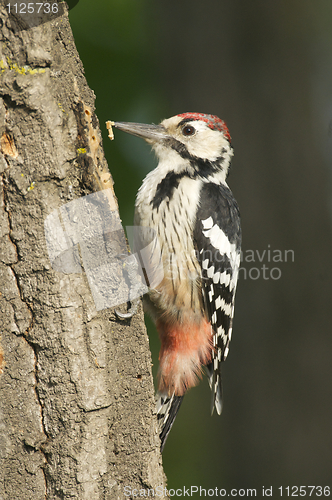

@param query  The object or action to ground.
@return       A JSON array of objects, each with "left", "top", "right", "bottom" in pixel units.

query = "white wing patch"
[
  {"left": 202, "top": 223, "right": 232, "bottom": 255},
  {"left": 202, "top": 223, "right": 239, "bottom": 276},
  {"left": 202, "top": 216, "right": 214, "bottom": 230}
]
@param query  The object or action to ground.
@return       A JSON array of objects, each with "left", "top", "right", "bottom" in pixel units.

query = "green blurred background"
[{"left": 69, "top": 0, "right": 332, "bottom": 493}]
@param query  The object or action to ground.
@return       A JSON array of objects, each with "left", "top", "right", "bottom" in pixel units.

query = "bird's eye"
[{"left": 182, "top": 125, "right": 196, "bottom": 136}]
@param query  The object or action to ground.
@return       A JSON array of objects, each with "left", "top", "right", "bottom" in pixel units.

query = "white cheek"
[{"left": 185, "top": 131, "right": 230, "bottom": 161}]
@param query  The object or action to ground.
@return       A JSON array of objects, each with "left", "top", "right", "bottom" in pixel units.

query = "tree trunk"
[{"left": 0, "top": 4, "right": 166, "bottom": 499}]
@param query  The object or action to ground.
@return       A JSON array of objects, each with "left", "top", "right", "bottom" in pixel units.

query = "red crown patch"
[{"left": 177, "top": 112, "right": 231, "bottom": 142}]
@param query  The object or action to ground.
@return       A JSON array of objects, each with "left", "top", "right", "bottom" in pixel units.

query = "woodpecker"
[{"left": 113, "top": 113, "right": 241, "bottom": 451}]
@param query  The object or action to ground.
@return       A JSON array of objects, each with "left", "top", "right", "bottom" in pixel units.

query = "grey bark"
[{"left": 0, "top": 5, "right": 166, "bottom": 499}]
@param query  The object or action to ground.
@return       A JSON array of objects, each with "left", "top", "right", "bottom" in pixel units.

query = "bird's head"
[{"left": 113, "top": 112, "right": 233, "bottom": 180}]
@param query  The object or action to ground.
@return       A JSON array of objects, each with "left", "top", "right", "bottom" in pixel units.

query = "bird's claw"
[{"left": 115, "top": 299, "right": 139, "bottom": 319}]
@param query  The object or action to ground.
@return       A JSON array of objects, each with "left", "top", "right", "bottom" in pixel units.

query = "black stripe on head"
[
  {"left": 164, "top": 137, "right": 227, "bottom": 180},
  {"left": 177, "top": 117, "right": 198, "bottom": 128}
]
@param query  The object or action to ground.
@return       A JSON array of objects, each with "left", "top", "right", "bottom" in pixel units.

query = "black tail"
[{"left": 156, "top": 393, "right": 184, "bottom": 452}]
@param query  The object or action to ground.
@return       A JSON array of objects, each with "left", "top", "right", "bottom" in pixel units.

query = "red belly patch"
[{"left": 157, "top": 316, "right": 213, "bottom": 396}]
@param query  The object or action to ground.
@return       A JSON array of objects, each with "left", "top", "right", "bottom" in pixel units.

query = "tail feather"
[
  {"left": 206, "top": 362, "right": 223, "bottom": 415},
  {"left": 156, "top": 392, "right": 184, "bottom": 452}
]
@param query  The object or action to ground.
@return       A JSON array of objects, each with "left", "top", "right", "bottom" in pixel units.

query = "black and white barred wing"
[{"left": 194, "top": 183, "right": 241, "bottom": 415}]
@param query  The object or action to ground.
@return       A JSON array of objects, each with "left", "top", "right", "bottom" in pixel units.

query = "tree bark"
[{"left": 0, "top": 4, "right": 166, "bottom": 499}]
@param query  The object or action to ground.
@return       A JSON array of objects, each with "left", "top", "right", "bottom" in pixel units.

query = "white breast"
[{"left": 135, "top": 166, "right": 204, "bottom": 320}]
